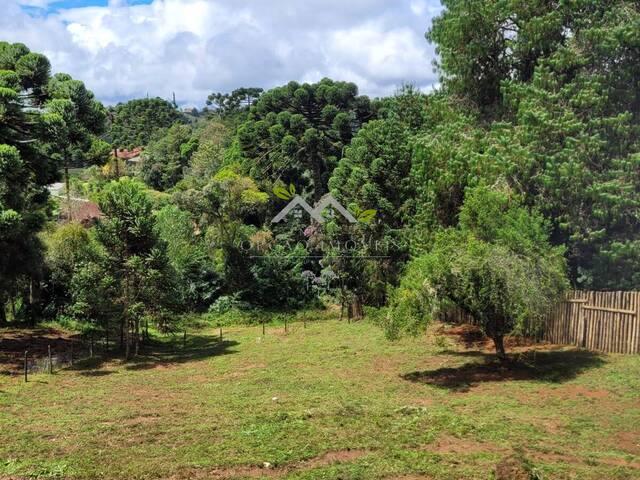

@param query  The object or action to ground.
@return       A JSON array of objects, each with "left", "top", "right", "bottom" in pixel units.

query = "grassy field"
[{"left": 1, "top": 314, "right": 639, "bottom": 479}]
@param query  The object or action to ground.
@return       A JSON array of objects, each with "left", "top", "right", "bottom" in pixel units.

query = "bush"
[{"left": 387, "top": 185, "right": 568, "bottom": 359}]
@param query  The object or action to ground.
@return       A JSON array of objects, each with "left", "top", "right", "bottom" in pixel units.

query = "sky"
[{"left": 3, "top": 0, "right": 443, "bottom": 107}]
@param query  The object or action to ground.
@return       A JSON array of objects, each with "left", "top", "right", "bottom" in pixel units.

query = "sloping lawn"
[{"left": 1, "top": 316, "right": 639, "bottom": 479}]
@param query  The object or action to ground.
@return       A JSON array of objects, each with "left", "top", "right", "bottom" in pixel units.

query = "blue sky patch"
[{"left": 22, "top": 0, "right": 153, "bottom": 16}]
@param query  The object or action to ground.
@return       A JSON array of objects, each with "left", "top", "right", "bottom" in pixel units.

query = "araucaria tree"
[
  {"left": 387, "top": 186, "right": 568, "bottom": 360},
  {"left": 237, "top": 78, "right": 373, "bottom": 201},
  {"left": 0, "top": 42, "right": 105, "bottom": 322},
  {"left": 96, "top": 178, "right": 175, "bottom": 358}
]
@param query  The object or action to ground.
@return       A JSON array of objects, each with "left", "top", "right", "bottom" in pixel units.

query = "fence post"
[
  {"left": 90, "top": 333, "right": 94, "bottom": 358},
  {"left": 24, "top": 350, "right": 28, "bottom": 382},
  {"left": 303, "top": 316, "right": 307, "bottom": 329},
  {"left": 579, "top": 302, "right": 587, "bottom": 348},
  {"left": 183, "top": 330, "right": 187, "bottom": 349},
  {"left": 70, "top": 342, "right": 74, "bottom": 366},
  {"left": 219, "top": 327, "right": 223, "bottom": 341},
  {"left": 48, "top": 344, "right": 52, "bottom": 374},
  {"left": 262, "top": 321, "right": 265, "bottom": 336}
]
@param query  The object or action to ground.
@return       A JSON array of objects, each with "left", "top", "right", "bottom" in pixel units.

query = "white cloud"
[{"left": 4, "top": 0, "right": 442, "bottom": 105}]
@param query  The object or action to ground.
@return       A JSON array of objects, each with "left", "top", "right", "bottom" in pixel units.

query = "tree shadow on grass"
[
  {"left": 402, "top": 348, "right": 606, "bottom": 392},
  {"left": 68, "top": 335, "right": 239, "bottom": 373},
  {"left": 78, "top": 370, "right": 115, "bottom": 377}
]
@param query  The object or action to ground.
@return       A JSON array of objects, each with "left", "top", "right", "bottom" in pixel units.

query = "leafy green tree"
[
  {"left": 45, "top": 73, "right": 108, "bottom": 209},
  {"left": 206, "top": 87, "right": 263, "bottom": 118},
  {"left": 40, "top": 222, "right": 98, "bottom": 318},
  {"left": 68, "top": 262, "right": 117, "bottom": 338},
  {"left": 329, "top": 117, "right": 414, "bottom": 304},
  {"left": 185, "top": 121, "right": 229, "bottom": 180},
  {"left": 0, "top": 42, "right": 59, "bottom": 322},
  {"left": 155, "top": 205, "right": 220, "bottom": 311},
  {"left": 420, "top": 1, "right": 640, "bottom": 289},
  {"left": 249, "top": 243, "right": 314, "bottom": 309},
  {"left": 428, "top": 0, "right": 566, "bottom": 108},
  {"left": 96, "top": 178, "right": 176, "bottom": 357},
  {"left": 373, "top": 83, "right": 428, "bottom": 133},
  {"left": 174, "top": 165, "right": 268, "bottom": 293},
  {"left": 387, "top": 186, "right": 568, "bottom": 360},
  {"left": 108, "top": 98, "right": 183, "bottom": 148},
  {"left": 140, "top": 123, "right": 195, "bottom": 190},
  {"left": 237, "top": 78, "right": 373, "bottom": 201}
]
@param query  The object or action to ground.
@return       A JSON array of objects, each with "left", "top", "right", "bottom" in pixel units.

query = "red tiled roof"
[{"left": 113, "top": 147, "right": 143, "bottom": 159}]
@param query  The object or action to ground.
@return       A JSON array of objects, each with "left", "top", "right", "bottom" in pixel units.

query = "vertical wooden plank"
[
  {"left": 615, "top": 292, "right": 621, "bottom": 353},
  {"left": 617, "top": 292, "right": 623, "bottom": 353},
  {"left": 631, "top": 292, "right": 640, "bottom": 353},
  {"left": 603, "top": 293, "right": 609, "bottom": 352},
  {"left": 620, "top": 292, "right": 625, "bottom": 353},
  {"left": 608, "top": 292, "right": 614, "bottom": 353}
]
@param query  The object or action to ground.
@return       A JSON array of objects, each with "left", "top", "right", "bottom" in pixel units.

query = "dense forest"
[{"left": 1, "top": 0, "right": 638, "bottom": 358}]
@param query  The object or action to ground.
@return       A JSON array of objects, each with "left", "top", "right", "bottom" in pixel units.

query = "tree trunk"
[
  {"left": 348, "top": 295, "right": 364, "bottom": 321},
  {"left": 134, "top": 317, "right": 140, "bottom": 356},
  {"left": 64, "top": 163, "right": 71, "bottom": 221},
  {"left": 124, "top": 318, "right": 131, "bottom": 360},
  {"left": 492, "top": 335, "right": 507, "bottom": 362},
  {"left": 113, "top": 148, "right": 120, "bottom": 179}
]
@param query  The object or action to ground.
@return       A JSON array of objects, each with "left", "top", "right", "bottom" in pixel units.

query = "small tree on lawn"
[{"left": 386, "top": 185, "right": 568, "bottom": 360}]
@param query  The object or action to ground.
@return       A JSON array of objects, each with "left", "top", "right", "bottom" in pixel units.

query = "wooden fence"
[
  {"left": 441, "top": 291, "right": 640, "bottom": 354},
  {"left": 544, "top": 291, "right": 640, "bottom": 354}
]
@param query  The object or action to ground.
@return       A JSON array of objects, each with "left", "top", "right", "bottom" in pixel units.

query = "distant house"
[
  {"left": 114, "top": 147, "right": 143, "bottom": 167},
  {"left": 60, "top": 199, "right": 103, "bottom": 227}
]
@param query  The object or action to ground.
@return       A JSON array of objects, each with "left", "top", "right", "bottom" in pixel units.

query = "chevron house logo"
[{"left": 271, "top": 184, "right": 376, "bottom": 224}]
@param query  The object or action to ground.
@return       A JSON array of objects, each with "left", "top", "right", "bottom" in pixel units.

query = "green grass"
[{"left": 1, "top": 314, "right": 639, "bottom": 479}]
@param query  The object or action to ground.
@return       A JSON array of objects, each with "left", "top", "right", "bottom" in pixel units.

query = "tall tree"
[
  {"left": 237, "top": 78, "right": 373, "bottom": 201},
  {"left": 428, "top": 0, "right": 567, "bottom": 109},
  {"left": 0, "top": 43, "right": 62, "bottom": 322},
  {"left": 140, "top": 123, "right": 195, "bottom": 190},
  {"left": 206, "top": 87, "right": 263, "bottom": 118},
  {"left": 420, "top": 0, "right": 640, "bottom": 289},
  {"left": 108, "top": 97, "right": 183, "bottom": 148},
  {"left": 45, "top": 73, "right": 109, "bottom": 213},
  {"left": 96, "top": 178, "right": 175, "bottom": 357},
  {"left": 328, "top": 117, "right": 414, "bottom": 304}
]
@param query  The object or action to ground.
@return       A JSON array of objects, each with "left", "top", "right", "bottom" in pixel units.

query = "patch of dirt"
[
  {"left": 372, "top": 355, "right": 406, "bottom": 375},
  {"left": 122, "top": 413, "right": 160, "bottom": 427},
  {"left": 441, "top": 324, "right": 558, "bottom": 354},
  {"left": 539, "top": 419, "right": 565, "bottom": 436},
  {"left": 163, "top": 449, "right": 370, "bottom": 479},
  {"left": 556, "top": 385, "right": 610, "bottom": 400},
  {"left": 0, "top": 327, "right": 83, "bottom": 373},
  {"left": 495, "top": 455, "right": 531, "bottom": 480},
  {"left": 411, "top": 397, "right": 435, "bottom": 407},
  {"left": 616, "top": 431, "right": 640, "bottom": 456}
]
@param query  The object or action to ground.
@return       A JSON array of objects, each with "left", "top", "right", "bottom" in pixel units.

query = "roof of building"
[
  {"left": 61, "top": 199, "right": 102, "bottom": 226},
  {"left": 114, "top": 147, "right": 143, "bottom": 160}
]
